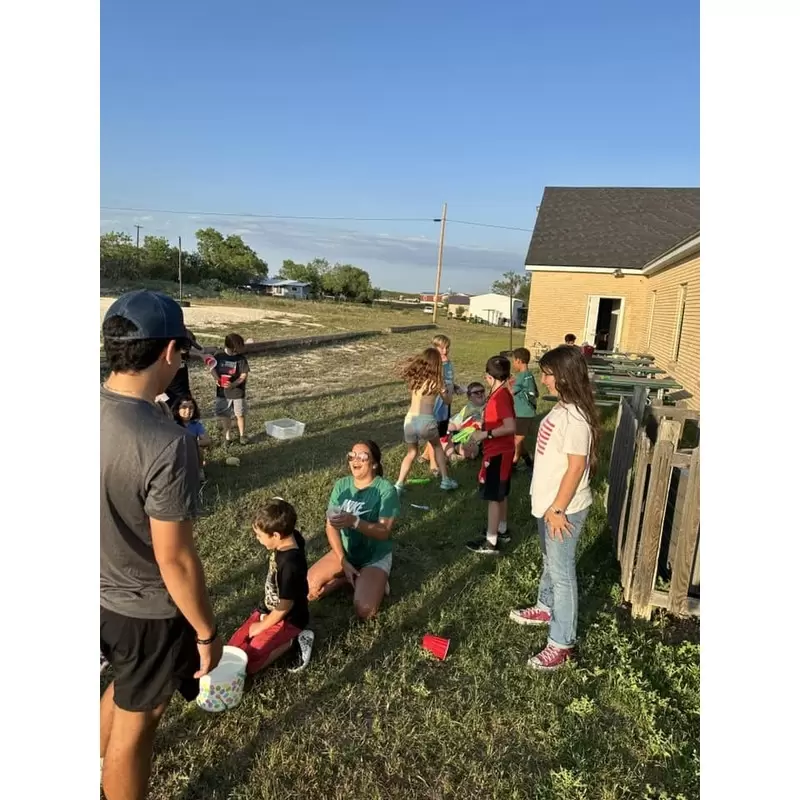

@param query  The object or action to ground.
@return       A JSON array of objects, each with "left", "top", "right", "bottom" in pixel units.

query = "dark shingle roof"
[{"left": 525, "top": 187, "right": 700, "bottom": 269}]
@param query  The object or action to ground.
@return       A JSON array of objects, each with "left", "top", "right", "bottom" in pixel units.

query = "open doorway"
[{"left": 583, "top": 296, "right": 625, "bottom": 351}]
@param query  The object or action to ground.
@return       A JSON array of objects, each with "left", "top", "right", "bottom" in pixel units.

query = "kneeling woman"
[{"left": 307, "top": 440, "right": 400, "bottom": 619}]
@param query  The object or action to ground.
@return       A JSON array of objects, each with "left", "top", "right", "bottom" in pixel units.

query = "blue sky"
[{"left": 101, "top": 0, "right": 699, "bottom": 293}]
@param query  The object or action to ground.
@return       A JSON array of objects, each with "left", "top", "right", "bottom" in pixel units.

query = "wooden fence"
[{"left": 606, "top": 397, "right": 700, "bottom": 620}]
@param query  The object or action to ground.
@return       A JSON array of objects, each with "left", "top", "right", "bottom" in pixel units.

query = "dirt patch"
[{"left": 99, "top": 298, "right": 316, "bottom": 329}]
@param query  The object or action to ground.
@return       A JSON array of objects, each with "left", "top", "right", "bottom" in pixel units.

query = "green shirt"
[
  {"left": 328, "top": 475, "right": 400, "bottom": 568},
  {"left": 512, "top": 369, "right": 539, "bottom": 418}
]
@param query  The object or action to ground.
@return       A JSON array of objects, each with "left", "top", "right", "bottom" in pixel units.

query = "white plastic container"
[
  {"left": 196, "top": 646, "right": 248, "bottom": 713},
  {"left": 265, "top": 419, "right": 306, "bottom": 440}
]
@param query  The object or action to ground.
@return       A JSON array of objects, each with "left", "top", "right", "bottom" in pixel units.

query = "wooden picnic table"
[
  {"left": 592, "top": 350, "right": 655, "bottom": 361},
  {"left": 592, "top": 373, "right": 682, "bottom": 400},
  {"left": 590, "top": 356, "right": 655, "bottom": 367},
  {"left": 589, "top": 365, "right": 667, "bottom": 378}
]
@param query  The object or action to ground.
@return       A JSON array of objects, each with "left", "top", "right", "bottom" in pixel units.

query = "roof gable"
[{"left": 525, "top": 187, "right": 700, "bottom": 269}]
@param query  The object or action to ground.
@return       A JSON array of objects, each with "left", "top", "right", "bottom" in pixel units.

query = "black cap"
[{"left": 103, "top": 290, "right": 188, "bottom": 341}]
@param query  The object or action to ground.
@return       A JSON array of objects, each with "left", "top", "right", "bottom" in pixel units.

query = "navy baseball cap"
[{"left": 103, "top": 290, "right": 189, "bottom": 341}]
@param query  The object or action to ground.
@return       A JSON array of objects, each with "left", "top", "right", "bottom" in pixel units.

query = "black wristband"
[{"left": 196, "top": 627, "right": 218, "bottom": 645}]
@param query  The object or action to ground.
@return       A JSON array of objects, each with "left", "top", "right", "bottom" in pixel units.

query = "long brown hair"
[
  {"left": 397, "top": 347, "right": 444, "bottom": 394},
  {"left": 539, "top": 345, "right": 601, "bottom": 477}
]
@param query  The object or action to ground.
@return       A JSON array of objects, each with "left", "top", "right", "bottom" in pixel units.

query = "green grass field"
[{"left": 102, "top": 321, "right": 699, "bottom": 800}]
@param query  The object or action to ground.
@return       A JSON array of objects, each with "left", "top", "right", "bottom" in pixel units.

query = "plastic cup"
[
  {"left": 196, "top": 646, "right": 248, "bottom": 712},
  {"left": 326, "top": 505, "right": 342, "bottom": 520},
  {"left": 220, "top": 375, "right": 232, "bottom": 388},
  {"left": 421, "top": 634, "right": 450, "bottom": 661},
  {"left": 203, "top": 355, "right": 217, "bottom": 370}
]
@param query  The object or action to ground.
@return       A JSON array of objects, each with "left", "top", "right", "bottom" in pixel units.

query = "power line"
[{"left": 99, "top": 205, "right": 532, "bottom": 233}]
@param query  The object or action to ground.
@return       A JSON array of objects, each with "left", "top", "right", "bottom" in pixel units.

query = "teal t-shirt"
[
  {"left": 328, "top": 475, "right": 400, "bottom": 568},
  {"left": 512, "top": 369, "right": 539, "bottom": 418}
]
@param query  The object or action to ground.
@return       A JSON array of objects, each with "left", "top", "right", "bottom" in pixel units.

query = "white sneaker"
[{"left": 288, "top": 629, "right": 315, "bottom": 673}]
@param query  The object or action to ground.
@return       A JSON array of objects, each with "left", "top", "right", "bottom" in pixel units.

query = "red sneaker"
[
  {"left": 509, "top": 606, "right": 552, "bottom": 626},
  {"left": 527, "top": 643, "right": 573, "bottom": 671}
]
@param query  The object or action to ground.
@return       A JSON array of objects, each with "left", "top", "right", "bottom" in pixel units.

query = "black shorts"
[
  {"left": 515, "top": 416, "right": 536, "bottom": 436},
  {"left": 437, "top": 417, "right": 450, "bottom": 438},
  {"left": 479, "top": 453, "right": 513, "bottom": 502},
  {"left": 100, "top": 607, "right": 200, "bottom": 712}
]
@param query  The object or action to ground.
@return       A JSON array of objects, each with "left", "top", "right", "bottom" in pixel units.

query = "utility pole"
[
  {"left": 134, "top": 224, "right": 143, "bottom": 275},
  {"left": 178, "top": 236, "right": 183, "bottom": 303},
  {"left": 432, "top": 202, "right": 447, "bottom": 323}
]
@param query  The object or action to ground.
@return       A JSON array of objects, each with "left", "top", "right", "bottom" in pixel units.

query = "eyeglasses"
[
  {"left": 347, "top": 452, "right": 371, "bottom": 463},
  {"left": 469, "top": 390, "right": 485, "bottom": 396}
]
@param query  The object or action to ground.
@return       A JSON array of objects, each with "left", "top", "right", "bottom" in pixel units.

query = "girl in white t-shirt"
[{"left": 509, "top": 345, "right": 600, "bottom": 670}]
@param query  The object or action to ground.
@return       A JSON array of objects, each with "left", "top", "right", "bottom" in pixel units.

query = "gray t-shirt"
[{"left": 100, "top": 386, "right": 201, "bottom": 619}]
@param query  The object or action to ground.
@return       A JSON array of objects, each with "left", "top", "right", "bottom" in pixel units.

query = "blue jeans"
[{"left": 535, "top": 506, "right": 590, "bottom": 648}]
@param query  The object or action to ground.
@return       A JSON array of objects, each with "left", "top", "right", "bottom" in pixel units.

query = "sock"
[
  {"left": 498, "top": 521, "right": 507, "bottom": 534},
  {"left": 486, "top": 530, "right": 498, "bottom": 546}
]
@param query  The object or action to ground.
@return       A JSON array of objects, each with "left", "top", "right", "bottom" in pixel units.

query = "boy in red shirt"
[{"left": 466, "top": 355, "right": 517, "bottom": 554}]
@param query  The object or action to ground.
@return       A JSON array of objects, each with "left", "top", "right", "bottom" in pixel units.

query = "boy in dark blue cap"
[{"left": 99, "top": 290, "right": 221, "bottom": 800}]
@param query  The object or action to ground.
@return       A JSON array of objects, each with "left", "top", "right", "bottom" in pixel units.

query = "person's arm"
[
  {"left": 248, "top": 599, "right": 292, "bottom": 637},
  {"left": 544, "top": 416, "right": 591, "bottom": 540},
  {"left": 230, "top": 356, "right": 250, "bottom": 388},
  {"left": 325, "top": 519, "right": 348, "bottom": 561},
  {"left": 473, "top": 416, "right": 516, "bottom": 441},
  {"left": 196, "top": 432, "right": 212, "bottom": 448},
  {"left": 152, "top": 520, "right": 216, "bottom": 640},
  {"left": 548, "top": 454, "right": 587, "bottom": 513},
  {"left": 146, "top": 437, "right": 221, "bottom": 676},
  {"left": 328, "top": 514, "right": 395, "bottom": 541}
]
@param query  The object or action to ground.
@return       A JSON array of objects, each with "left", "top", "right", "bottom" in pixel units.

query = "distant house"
[
  {"left": 523, "top": 186, "right": 700, "bottom": 406},
  {"left": 248, "top": 277, "right": 312, "bottom": 299},
  {"left": 419, "top": 292, "right": 449, "bottom": 305},
  {"left": 447, "top": 294, "right": 471, "bottom": 317},
  {"left": 469, "top": 293, "right": 525, "bottom": 327}
]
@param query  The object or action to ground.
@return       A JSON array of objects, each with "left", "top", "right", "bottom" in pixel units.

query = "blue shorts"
[{"left": 403, "top": 413, "right": 439, "bottom": 445}]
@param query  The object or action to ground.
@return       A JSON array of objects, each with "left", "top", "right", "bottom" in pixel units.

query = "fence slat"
[
  {"left": 606, "top": 399, "right": 638, "bottom": 557},
  {"left": 621, "top": 431, "right": 651, "bottom": 600},
  {"left": 630, "top": 419, "right": 682, "bottom": 618},
  {"left": 668, "top": 446, "right": 701, "bottom": 615}
]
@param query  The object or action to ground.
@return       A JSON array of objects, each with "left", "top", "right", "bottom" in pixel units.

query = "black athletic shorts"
[
  {"left": 100, "top": 607, "right": 200, "bottom": 712},
  {"left": 515, "top": 416, "right": 536, "bottom": 436},
  {"left": 479, "top": 453, "right": 513, "bottom": 502},
  {"left": 437, "top": 416, "right": 450, "bottom": 439}
]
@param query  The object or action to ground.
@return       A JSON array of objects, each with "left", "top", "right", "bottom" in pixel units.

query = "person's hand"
[
  {"left": 194, "top": 635, "right": 223, "bottom": 678},
  {"left": 248, "top": 620, "right": 265, "bottom": 639},
  {"left": 544, "top": 509, "right": 574, "bottom": 542},
  {"left": 342, "top": 560, "right": 360, "bottom": 588},
  {"left": 471, "top": 430, "right": 488, "bottom": 443},
  {"left": 329, "top": 512, "right": 357, "bottom": 530}
]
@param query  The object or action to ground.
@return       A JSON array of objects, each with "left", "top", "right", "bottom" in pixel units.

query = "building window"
[
  {"left": 646, "top": 290, "right": 657, "bottom": 349},
  {"left": 672, "top": 283, "right": 688, "bottom": 361}
]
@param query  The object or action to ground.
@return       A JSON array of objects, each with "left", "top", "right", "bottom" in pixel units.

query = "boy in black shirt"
[
  {"left": 228, "top": 499, "right": 314, "bottom": 673},
  {"left": 211, "top": 332, "right": 251, "bottom": 444}
]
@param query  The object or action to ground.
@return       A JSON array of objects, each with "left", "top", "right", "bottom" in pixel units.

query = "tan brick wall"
[
  {"left": 523, "top": 271, "right": 648, "bottom": 353},
  {"left": 644, "top": 254, "right": 700, "bottom": 408}
]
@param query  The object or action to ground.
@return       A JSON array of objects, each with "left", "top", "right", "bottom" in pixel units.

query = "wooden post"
[
  {"left": 668, "top": 446, "right": 701, "bottom": 615},
  {"left": 632, "top": 385, "right": 648, "bottom": 424},
  {"left": 630, "top": 419, "right": 682, "bottom": 618},
  {"left": 178, "top": 235, "right": 183, "bottom": 303},
  {"left": 621, "top": 430, "right": 651, "bottom": 599},
  {"left": 431, "top": 202, "right": 447, "bottom": 324}
]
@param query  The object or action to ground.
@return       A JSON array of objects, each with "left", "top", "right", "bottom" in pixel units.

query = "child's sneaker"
[
  {"left": 465, "top": 536, "right": 501, "bottom": 555},
  {"left": 225, "top": 430, "right": 235, "bottom": 443},
  {"left": 527, "top": 643, "right": 573, "bottom": 671},
  {"left": 497, "top": 527, "right": 512, "bottom": 543},
  {"left": 440, "top": 477, "right": 458, "bottom": 491},
  {"left": 509, "top": 606, "right": 551, "bottom": 626},
  {"left": 287, "top": 630, "right": 315, "bottom": 673},
  {"left": 394, "top": 482, "right": 404, "bottom": 496}
]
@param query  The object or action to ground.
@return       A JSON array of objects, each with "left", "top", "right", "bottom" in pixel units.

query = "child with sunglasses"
[{"left": 307, "top": 441, "right": 400, "bottom": 620}]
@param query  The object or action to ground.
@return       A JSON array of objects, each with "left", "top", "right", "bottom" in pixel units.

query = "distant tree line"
[{"left": 100, "top": 228, "right": 380, "bottom": 301}]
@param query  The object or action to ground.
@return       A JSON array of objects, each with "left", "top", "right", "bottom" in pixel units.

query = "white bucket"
[{"left": 196, "top": 646, "right": 248, "bottom": 713}]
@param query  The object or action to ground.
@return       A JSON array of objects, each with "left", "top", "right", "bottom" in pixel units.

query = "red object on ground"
[
  {"left": 421, "top": 634, "right": 450, "bottom": 661},
  {"left": 227, "top": 611, "right": 302, "bottom": 674}
]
